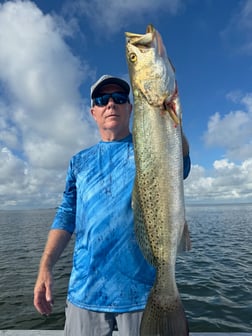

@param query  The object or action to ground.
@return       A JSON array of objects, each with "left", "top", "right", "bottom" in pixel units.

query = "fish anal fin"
[{"left": 178, "top": 220, "right": 191, "bottom": 252}]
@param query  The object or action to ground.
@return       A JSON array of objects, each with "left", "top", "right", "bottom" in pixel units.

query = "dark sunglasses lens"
[
  {"left": 94, "top": 95, "right": 108, "bottom": 106},
  {"left": 113, "top": 93, "right": 128, "bottom": 104},
  {"left": 94, "top": 93, "right": 128, "bottom": 106}
]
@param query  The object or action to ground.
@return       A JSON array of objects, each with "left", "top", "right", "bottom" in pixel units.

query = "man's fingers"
[{"left": 34, "top": 286, "right": 53, "bottom": 316}]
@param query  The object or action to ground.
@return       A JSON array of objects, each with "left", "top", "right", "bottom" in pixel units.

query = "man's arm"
[
  {"left": 34, "top": 229, "right": 71, "bottom": 315},
  {"left": 181, "top": 132, "right": 191, "bottom": 179},
  {"left": 182, "top": 132, "right": 189, "bottom": 157}
]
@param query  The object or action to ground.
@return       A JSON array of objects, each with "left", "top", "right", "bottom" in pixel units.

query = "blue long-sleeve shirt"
[{"left": 51, "top": 133, "right": 191, "bottom": 312}]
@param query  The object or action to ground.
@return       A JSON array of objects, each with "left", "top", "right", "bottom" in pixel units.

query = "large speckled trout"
[{"left": 125, "top": 25, "right": 191, "bottom": 336}]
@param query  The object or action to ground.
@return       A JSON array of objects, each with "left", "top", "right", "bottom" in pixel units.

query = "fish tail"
[{"left": 140, "top": 286, "right": 189, "bottom": 336}]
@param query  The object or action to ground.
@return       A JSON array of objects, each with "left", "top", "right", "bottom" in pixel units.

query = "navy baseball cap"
[{"left": 91, "top": 75, "right": 130, "bottom": 100}]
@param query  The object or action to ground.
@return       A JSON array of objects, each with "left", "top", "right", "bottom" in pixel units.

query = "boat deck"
[{"left": 0, "top": 331, "right": 251, "bottom": 336}]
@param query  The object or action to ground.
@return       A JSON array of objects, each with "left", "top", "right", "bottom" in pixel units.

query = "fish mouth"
[
  {"left": 125, "top": 24, "right": 154, "bottom": 47},
  {"left": 125, "top": 24, "right": 165, "bottom": 57},
  {"left": 125, "top": 31, "right": 153, "bottom": 47}
]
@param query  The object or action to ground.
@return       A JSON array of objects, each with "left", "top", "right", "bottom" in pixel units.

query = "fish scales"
[
  {"left": 133, "top": 97, "right": 184, "bottom": 262},
  {"left": 126, "top": 24, "right": 190, "bottom": 336}
]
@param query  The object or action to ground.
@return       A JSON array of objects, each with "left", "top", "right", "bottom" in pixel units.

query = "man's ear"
[
  {"left": 128, "top": 103, "right": 133, "bottom": 115},
  {"left": 90, "top": 107, "right": 97, "bottom": 121}
]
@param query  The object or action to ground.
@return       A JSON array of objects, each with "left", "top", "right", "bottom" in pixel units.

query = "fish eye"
[{"left": 129, "top": 53, "right": 137, "bottom": 63}]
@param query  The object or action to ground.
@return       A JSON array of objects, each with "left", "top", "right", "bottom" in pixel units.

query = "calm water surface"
[{"left": 0, "top": 204, "right": 251, "bottom": 331}]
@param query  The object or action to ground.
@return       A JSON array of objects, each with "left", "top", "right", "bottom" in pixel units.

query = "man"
[{"left": 34, "top": 75, "right": 191, "bottom": 336}]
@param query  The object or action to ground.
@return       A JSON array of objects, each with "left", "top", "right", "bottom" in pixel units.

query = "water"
[{"left": 0, "top": 204, "right": 251, "bottom": 331}]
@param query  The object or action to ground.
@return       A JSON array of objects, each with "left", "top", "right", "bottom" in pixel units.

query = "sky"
[{"left": 0, "top": 0, "right": 251, "bottom": 209}]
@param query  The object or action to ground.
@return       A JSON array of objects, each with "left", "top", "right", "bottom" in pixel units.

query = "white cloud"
[
  {"left": 242, "top": 92, "right": 252, "bottom": 112},
  {"left": 184, "top": 159, "right": 252, "bottom": 203},
  {"left": 0, "top": 0, "right": 99, "bottom": 209},
  {"left": 0, "top": 146, "right": 65, "bottom": 208},
  {"left": 203, "top": 92, "right": 252, "bottom": 162},
  {"left": 63, "top": 0, "right": 184, "bottom": 34}
]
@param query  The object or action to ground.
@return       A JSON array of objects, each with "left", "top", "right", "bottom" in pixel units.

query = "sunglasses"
[{"left": 93, "top": 92, "right": 129, "bottom": 107}]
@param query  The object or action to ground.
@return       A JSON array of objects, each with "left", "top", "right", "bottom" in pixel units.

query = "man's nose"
[{"left": 107, "top": 98, "right": 116, "bottom": 106}]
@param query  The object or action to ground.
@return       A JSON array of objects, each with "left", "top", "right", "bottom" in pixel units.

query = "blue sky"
[{"left": 0, "top": 0, "right": 252, "bottom": 209}]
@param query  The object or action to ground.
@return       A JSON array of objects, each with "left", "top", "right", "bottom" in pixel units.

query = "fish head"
[{"left": 125, "top": 24, "right": 176, "bottom": 108}]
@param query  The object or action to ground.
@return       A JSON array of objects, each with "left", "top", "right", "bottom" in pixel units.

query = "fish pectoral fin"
[
  {"left": 166, "top": 105, "right": 181, "bottom": 125},
  {"left": 178, "top": 221, "right": 191, "bottom": 252},
  {"left": 163, "top": 81, "right": 181, "bottom": 126},
  {"left": 163, "top": 97, "right": 181, "bottom": 126},
  {"left": 161, "top": 103, "right": 181, "bottom": 127}
]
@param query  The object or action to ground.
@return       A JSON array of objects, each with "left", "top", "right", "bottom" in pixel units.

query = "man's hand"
[
  {"left": 34, "top": 268, "right": 54, "bottom": 316},
  {"left": 33, "top": 229, "right": 71, "bottom": 315}
]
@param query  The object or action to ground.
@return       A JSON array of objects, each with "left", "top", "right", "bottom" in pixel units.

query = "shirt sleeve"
[
  {"left": 51, "top": 159, "right": 76, "bottom": 234},
  {"left": 183, "top": 154, "right": 191, "bottom": 180}
]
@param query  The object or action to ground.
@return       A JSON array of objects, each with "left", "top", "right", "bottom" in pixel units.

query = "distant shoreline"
[{"left": 1, "top": 202, "right": 252, "bottom": 211}]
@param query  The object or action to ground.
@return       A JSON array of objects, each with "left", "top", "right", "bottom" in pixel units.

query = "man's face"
[{"left": 91, "top": 84, "right": 132, "bottom": 139}]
